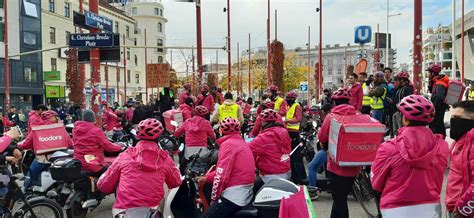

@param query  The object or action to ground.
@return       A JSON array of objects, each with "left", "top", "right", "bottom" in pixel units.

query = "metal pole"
[
  {"left": 116, "top": 63, "right": 120, "bottom": 103},
  {"left": 461, "top": 0, "right": 465, "bottom": 83},
  {"left": 452, "top": 0, "right": 456, "bottom": 79},
  {"left": 145, "top": 28, "right": 148, "bottom": 99},
  {"left": 192, "top": 47, "right": 196, "bottom": 95},
  {"left": 413, "top": 0, "right": 423, "bottom": 94},
  {"left": 123, "top": 34, "right": 127, "bottom": 104},
  {"left": 89, "top": 0, "right": 100, "bottom": 114},
  {"left": 4, "top": 0, "right": 9, "bottom": 110},
  {"left": 196, "top": 0, "right": 204, "bottom": 93},
  {"left": 237, "top": 43, "right": 240, "bottom": 96},
  {"left": 266, "top": 0, "right": 271, "bottom": 86},
  {"left": 307, "top": 26, "right": 311, "bottom": 108},
  {"left": 318, "top": 0, "right": 323, "bottom": 96},
  {"left": 79, "top": 0, "right": 85, "bottom": 106},
  {"left": 377, "top": 23, "right": 380, "bottom": 71},
  {"left": 275, "top": 10, "right": 277, "bottom": 41},
  {"left": 248, "top": 33, "right": 252, "bottom": 96},
  {"left": 386, "top": 0, "right": 389, "bottom": 68},
  {"left": 105, "top": 63, "right": 109, "bottom": 102},
  {"left": 227, "top": 0, "right": 231, "bottom": 91}
]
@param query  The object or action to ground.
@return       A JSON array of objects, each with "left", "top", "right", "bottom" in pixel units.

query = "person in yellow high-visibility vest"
[
  {"left": 211, "top": 92, "right": 244, "bottom": 125},
  {"left": 269, "top": 85, "right": 287, "bottom": 116},
  {"left": 368, "top": 72, "right": 388, "bottom": 123},
  {"left": 466, "top": 81, "right": 474, "bottom": 101},
  {"left": 359, "top": 72, "right": 372, "bottom": 115},
  {"left": 284, "top": 91, "right": 306, "bottom": 185}
]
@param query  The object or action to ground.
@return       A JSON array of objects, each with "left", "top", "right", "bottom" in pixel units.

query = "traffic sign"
[
  {"left": 85, "top": 11, "right": 113, "bottom": 32},
  {"left": 354, "top": 25, "right": 372, "bottom": 44},
  {"left": 299, "top": 82, "right": 308, "bottom": 92},
  {"left": 69, "top": 33, "right": 115, "bottom": 48}
]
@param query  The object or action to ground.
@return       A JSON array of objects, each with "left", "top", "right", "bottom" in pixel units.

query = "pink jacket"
[
  {"left": 125, "top": 107, "right": 134, "bottom": 123},
  {"left": 446, "top": 129, "right": 474, "bottom": 214},
  {"left": 97, "top": 140, "right": 182, "bottom": 209},
  {"left": 205, "top": 134, "right": 255, "bottom": 201},
  {"left": 0, "top": 136, "right": 12, "bottom": 153},
  {"left": 318, "top": 104, "right": 361, "bottom": 177},
  {"left": 349, "top": 83, "right": 363, "bottom": 111},
  {"left": 178, "top": 104, "right": 193, "bottom": 122},
  {"left": 174, "top": 116, "right": 215, "bottom": 147},
  {"left": 102, "top": 108, "right": 120, "bottom": 131},
  {"left": 178, "top": 91, "right": 191, "bottom": 105},
  {"left": 197, "top": 94, "right": 215, "bottom": 113},
  {"left": 28, "top": 111, "right": 45, "bottom": 135},
  {"left": 250, "top": 115, "right": 285, "bottom": 138},
  {"left": 73, "top": 121, "right": 123, "bottom": 173},
  {"left": 371, "top": 127, "right": 449, "bottom": 210},
  {"left": 248, "top": 126, "right": 291, "bottom": 176}
]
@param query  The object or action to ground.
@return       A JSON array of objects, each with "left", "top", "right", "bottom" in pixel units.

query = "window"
[
  {"left": 154, "top": 8, "right": 159, "bottom": 15},
  {"left": 64, "top": 2, "right": 70, "bottom": 17},
  {"left": 24, "top": 66, "right": 37, "bottom": 82},
  {"left": 49, "top": 27, "right": 56, "bottom": 44},
  {"left": 127, "top": 70, "right": 131, "bottom": 83},
  {"left": 337, "top": 68, "right": 342, "bottom": 75},
  {"left": 48, "top": 0, "right": 55, "bottom": 13},
  {"left": 160, "top": 9, "right": 163, "bottom": 16},
  {"left": 158, "top": 23, "right": 162, "bottom": 33},
  {"left": 134, "top": 38, "right": 137, "bottom": 46},
  {"left": 134, "top": 55, "right": 138, "bottom": 65},
  {"left": 0, "top": 23, "right": 4, "bottom": 42},
  {"left": 127, "top": 48, "right": 130, "bottom": 60},
  {"left": 65, "top": 31, "right": 70, "bottom": 43},
  {"left": 158, "top": 56, "right": 163, "bottom": 63},
  {"left": 131, "top": 7, "right": 137, "bottom": 15},
  {"left": 135, "top": 74, "right": 139, "bottom": 84},
  {"left": 114, "top": 21, "right": 119, "bottom": 33},
  {"left": 51, "top": 58, "right": 57, "bottom": 71},
  {"left": 23, "top": 32, "right": 37, "bottom": 45},
  {"left": 126, "top": 25, "right": 130, "bottom": 38},
  {"left": 157, "top": 39, "right": 163, "bottom": 53}
]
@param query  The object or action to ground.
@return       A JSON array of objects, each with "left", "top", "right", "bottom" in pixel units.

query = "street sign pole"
[{"left": 89, "top": 0, "right": 101, "bottom": 118}]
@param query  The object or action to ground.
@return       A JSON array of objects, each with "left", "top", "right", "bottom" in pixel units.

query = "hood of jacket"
[
  {"left": 73, "top": 121, "right": 97, "bottom": 136},
  {"left": 127, "top": 140, "right": 168, "bottom": 172},
  {"left": 395, "top": 126, "right": 443, "bottom": 169},
  {"left": 223, "top": 99, "right": 236, "bottom": 106},
  {"left": 179, "top": 104, "right": 193, "bottom": 112},
  {"left": 28, "top": 110, "right": 40, "bottom": 119},
  {"left": 216, "top": 133, "right": 242, "bottom": 146},
  {"left": 330, "top": 104, "right": 357, "bottom": 115},
  {"left": 188, "top": 116, "right": 206, "bottom": 132},
  {"left": 261, "top": 126, "right": 291, "bottom": 152}
]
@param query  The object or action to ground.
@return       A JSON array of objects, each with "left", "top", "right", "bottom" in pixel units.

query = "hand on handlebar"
[
  {"left": 6, "top": 156, "right": 18, "bottom": 165},
  {"left": 197, "top": 176, "right": 206, "bottom": 187},
  {"left": 13, "top": 149, "right": 22, "bottom": 161}
]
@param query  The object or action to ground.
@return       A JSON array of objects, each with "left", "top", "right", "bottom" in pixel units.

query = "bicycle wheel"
[
  {"left": 352, "top": 171, "right": 380, "bottom": 218},
  {"left": 18, "top": 197, "right": 64, "bottom": 218},
  {"left": 159, "top": 134, "right": 179, "bottom": 153}
]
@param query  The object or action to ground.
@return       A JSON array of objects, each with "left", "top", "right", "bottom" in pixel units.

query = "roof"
[{"left": 99, "top": 2, "right": 136, "bottom": 22}]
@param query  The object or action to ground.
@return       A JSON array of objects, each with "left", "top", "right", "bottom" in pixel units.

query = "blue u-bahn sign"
[{"left": 354, "top": 25, "right": 372, "bottom": 44}]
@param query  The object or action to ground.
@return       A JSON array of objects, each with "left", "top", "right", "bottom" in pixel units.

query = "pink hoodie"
[
  {"left": 205, "top": 134, "right": 255, "bottom": 201},
  {"left": 197, "top": 94, "right": 215, "bottom": 113},
  {"left": 178, "top": 104, "right": 193, "bottom": 122},
  {"left": 318, "top": 104, "right": 361, "bottom": 177},
  {"left": 371, "top": 127, "right": 449, "bottom": 210},
  {"left": 98, "top": 140, "right": 182, "bottom": 209},
  {"left": 0, "top": 136, "right": 12, "bottom": 153},
  {"left": 248, "top": 126, "right": 291, "bottom": 176},
  {"left": 349, "top": 83, "right": 363, "bottom": 111},
  {"left": 73, "top": 121, "right": 123, "bottom": 173},
  {"left": 102, "top": 108, "right": 120, "bottom": 131},
  {"left": 178, "top": 91, "right": 191, "bottom": 105},
  {"left": 446, "top": 129, "right": 474, "bottom": 215},
  {"left": 250, "top": 115, "right": 285, "bottom": 138},
  {"left": 174, "top": 116, "right": 215, "bottom": 147},
  {"left": 125, "top": 107, "right": 134, "bottom": 123},
  {"left": 28, "top": 111, "right": 45, "bottom": 135}
]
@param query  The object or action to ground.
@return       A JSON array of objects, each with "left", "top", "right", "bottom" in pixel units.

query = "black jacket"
[{"left": 132, "top": 107, "right": 147, "bottom": 124}]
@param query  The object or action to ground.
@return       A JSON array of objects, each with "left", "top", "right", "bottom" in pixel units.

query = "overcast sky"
[{"left": 162, "top": 0, "right": 473, "bottom": 71}]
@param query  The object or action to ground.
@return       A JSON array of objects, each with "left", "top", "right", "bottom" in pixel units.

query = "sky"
[{"left": 162, "top": 0, "right": 473, "bottom": 72}]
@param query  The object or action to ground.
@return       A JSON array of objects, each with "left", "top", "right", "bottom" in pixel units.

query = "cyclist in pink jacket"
[
  {"left": 178, "top": 97, "right": 194, "bottom": 122},
  {"left": 371, "top": 95, "right": 449, "bottom": 218},
  {"left": 445, "top": 101, "right": 474, "bottom": 217},
  {"left": 248, "top": 109, "right": 291, "bottom": 183},
  {"left": 98, "top": 118, "right": 182, "bottom": 217},
  {"left": 198, "top": 117, "right": 255, "bottom": 218}
]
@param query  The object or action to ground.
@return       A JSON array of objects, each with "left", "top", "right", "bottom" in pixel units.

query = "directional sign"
[
  {"left": 85, "top": 11, "right": 113, "bottom": 32},
  {"left": 354, "top": 25, "right": 372, "bottom": 44},
  {"left": 299, "top": 82, "right": 308, "bottom": 92},
  {"left": 69, "top": 33, "right": 114, "bottom": 48}
]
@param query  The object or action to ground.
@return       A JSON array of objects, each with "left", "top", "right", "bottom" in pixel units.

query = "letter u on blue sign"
[{"left": 354, "top": 25, "right": 372, "bottom": 44}]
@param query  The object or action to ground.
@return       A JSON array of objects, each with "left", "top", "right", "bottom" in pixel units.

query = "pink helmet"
[
  {"left": 220, "top": 117, "right": 241, "bottom": 135},
  {"left": 427, "top": 64, "right": 442, "bottom": 74},
  {"left": 260, "top": 109, "right": 279, "bottom": 122},
  {"left": 136, "top": 118, "right": 164, "bottom": 140},
  {"left": 397, "top": 95, "right": 435, "bottom": 123},
  {"left": 183, "top": 83, "right": 192, "bottom": 90},
  {"left": 264, "top": 100, "right": 275, "bottom": 109},
  {"left": 41, "top": 110, "right": 58, "bottom": 120},
  {"left": 396, "top": 71, "right": 410, "bottom": 80},
  {"left": 332, "top": 88, "right": 351, "bottom": 100},
  {"left": 192, "top": 105, "right": 209, "bottom": 117},
  {"left": 101, "top": 100, "right": 108, "bottom": 105},
  {"left": 286, "top": 91, "right": 298, "bottom": 99},
  {"left": 268, "top": 85, "right": 279, "bottom": 92}
]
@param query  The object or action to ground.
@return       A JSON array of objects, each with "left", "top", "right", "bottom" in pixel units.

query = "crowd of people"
[{"left": 0, "top": 63, "right": 472, "bottom": 218}]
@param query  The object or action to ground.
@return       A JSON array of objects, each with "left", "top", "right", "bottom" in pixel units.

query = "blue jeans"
[
  {"left": 0, "top": 186, "right": 7, "bottom": 214},
  {"left": 371, "top": 109, "right": 384, "bottom": 123},
  {"left": 308, "top": 150, "right": 327, "bottom": 187},
  {"left": 24, "top": 160, "right": 50, "bottom": 192}
]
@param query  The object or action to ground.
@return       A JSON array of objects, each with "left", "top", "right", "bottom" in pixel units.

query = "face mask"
[
  {"left": 286, "top": 99, "right": 295, "bottom": 105},
  {"left": 450, "top": 117, "right": 474, "bottom": 141}
]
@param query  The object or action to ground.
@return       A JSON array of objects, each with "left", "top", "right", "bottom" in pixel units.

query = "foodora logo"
[{"left": 39, "top": 135, "right": 63, "bottom": 142}]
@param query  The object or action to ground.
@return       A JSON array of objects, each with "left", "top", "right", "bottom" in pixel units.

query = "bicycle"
[
  {"left": 1, "top": 163, "right": 64, "bottom": 218},
  {"left": 352, "top": 167, "right": 381, "bottom": 218}
]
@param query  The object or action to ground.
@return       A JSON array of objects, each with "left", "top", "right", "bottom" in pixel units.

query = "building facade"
[
  {"left": 453, "top": 10, "right": 474, "bottom": 82},
  {"left": 41, "top": 0, "right": 167, "bottom": 107}
]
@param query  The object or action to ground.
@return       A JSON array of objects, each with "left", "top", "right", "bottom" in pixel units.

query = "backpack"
[{"left": 445, "top": 80, "right": 466, "bottom": 105}]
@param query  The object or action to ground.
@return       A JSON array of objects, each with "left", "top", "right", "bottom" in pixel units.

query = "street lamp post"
[
  {"left": 225, "top": 0, "right": 232, "bottom": 91},
  {"left": 386, "top": 0, "right": 402, "bottom": 69}
]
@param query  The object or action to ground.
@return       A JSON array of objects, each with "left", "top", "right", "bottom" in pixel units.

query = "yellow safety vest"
[
  {"left": 218, "top": 104, "right": 239, "bottom": 121},
  {"left": 286, "top": 102, "right": 300, "bottom": 131},
  {"left": 274, "top": 97, "right": 284, "bottom": 111},
  {"left": 469, "top": 90, "right": 474, "bottom": 101},
  {"left": 362, "top": 83, "right": 372, "bottom": 106},
  {"left": 370, "top": 86, "right": 387, "bottom": 110}
]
